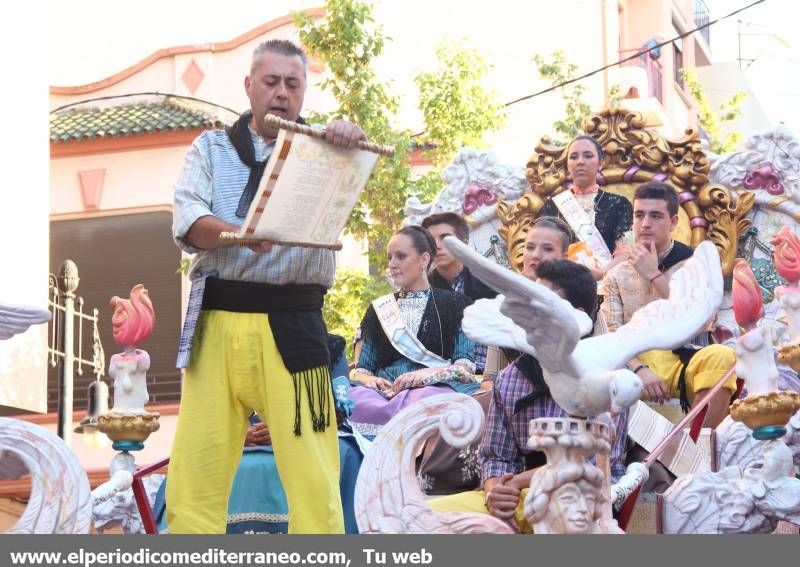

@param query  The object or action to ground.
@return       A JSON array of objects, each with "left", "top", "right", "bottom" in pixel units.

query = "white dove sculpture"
[{"left": 443, "top": 236, "right": 724, "bottom": 417}]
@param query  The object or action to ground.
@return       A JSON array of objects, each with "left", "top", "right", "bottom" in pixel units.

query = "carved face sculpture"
[{"left": 551, "top": 482, "right": 595, "bottom": 534}]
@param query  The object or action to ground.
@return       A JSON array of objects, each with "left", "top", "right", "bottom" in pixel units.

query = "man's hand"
[
  {"left": 638, "top": 367, "right": 670, "bottom": 403},
  {"left": 247, "top": 240, "right": 274, "bottom": 254},
  {"left": 245, "top": 423, "right": 271, "bottom": 446},
  {"left": 629, "top": 241, "right": 660, "bottom": 280},
  {"left": 324, "top": 120, "right": 367, "bottom": 149},
  {"left": 485, "top": 473, "right": 521, "bottom": 521}
]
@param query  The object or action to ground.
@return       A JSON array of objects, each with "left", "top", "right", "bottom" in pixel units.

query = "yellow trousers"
[
  {"left": 166, "top": 310, "right": 344, "bottom": 534},
  {"left": 638, "top": 344, "right": 737, "bottom": 402},
  {"left": 428, "top": 489, "right": 533, "bottom": 533}
]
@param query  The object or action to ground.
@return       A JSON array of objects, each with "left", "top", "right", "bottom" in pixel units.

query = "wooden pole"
[{"left": 263, "top": 114, "right": 395, "bottom": 157}]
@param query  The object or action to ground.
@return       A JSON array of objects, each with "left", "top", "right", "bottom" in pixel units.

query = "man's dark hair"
[
  {"left": 421, "top": 212, "right": 470, "bottom": 242},
  {"left": 251, "top": 39, "right": 308, "bottom": 75},
  {"left": 535, "top": 259, "right": 597, "bottom": 316},
  {"left": 633, "top": 181, "right": 679, "bottom": 216}
]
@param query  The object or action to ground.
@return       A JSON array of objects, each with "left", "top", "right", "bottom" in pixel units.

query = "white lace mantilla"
[
  {"left": 573, "top": 191, "right": 597, "bottom": 224},
  {"left": 350, "top": 421, "right": 384, "bottom": 437},
  {"left": 396, "top": 289, "right": 431, "bottom": 336},
  {"left": 227, "top": 512, "right": 289, "bottom": 523}
]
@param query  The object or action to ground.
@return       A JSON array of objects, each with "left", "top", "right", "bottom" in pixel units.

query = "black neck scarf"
[
  {"left": 658, "top": 240, "right": 694, "bottom": 272},
  {"left": 226, "top": 111, "right": 307, "bottom": 218}
]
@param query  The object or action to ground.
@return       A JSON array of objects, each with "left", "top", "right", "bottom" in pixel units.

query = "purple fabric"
[
  {"left": 348, "top": 384, "right": 454, "bottom": 436},
  {"left": 779, "top": 367, "right": 800, "bottom": 393}
]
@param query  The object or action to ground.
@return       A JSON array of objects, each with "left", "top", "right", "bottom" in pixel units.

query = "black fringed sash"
[{"left": 201, "top": 277, "right": 331, "bottom": 435}]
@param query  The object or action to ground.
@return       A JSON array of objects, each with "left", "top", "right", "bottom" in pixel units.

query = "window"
[{"left": 673, "top": 20, "right": 685, "bottom": 89}]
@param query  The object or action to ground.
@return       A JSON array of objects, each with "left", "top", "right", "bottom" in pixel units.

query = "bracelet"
[
  {"left": 648, "top": 272, "right": 663, "bottom": 284},
  {"left": 631, "top": 364, "right": 648, "bottom": 374}
]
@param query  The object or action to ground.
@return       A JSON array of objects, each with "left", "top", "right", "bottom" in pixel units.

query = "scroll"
[{"left": 220, "top": 114, "right": 394, "bottom": 251}]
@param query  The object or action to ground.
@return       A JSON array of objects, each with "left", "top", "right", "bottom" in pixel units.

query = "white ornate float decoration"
[
  {"left": 0, "top": 302, "right": 93, "bottom": 534},
  {"left": 711, "top": 125, "right": 800, "bottom": 354},
  {"left": 661, "top": 259, "right": 800, "bottom": 533},
  {"left": 404, "top": 148, "right": 528, "bottom": 266},
  {"left": 355, "top": 393, "right": 515, "bottom": 534},
  {"left": 0, "top": 418, "right": 93, "bottom": 534},
  {"left": 91, "top": 284, "right": 161, "bottom": 533}
]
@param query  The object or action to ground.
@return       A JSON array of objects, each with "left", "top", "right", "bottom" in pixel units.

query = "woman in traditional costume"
[
  {"left": 348, "top": 225, "right": 478, "bottom": 438},
  {"left": 537, "top": 135, "right": 632, "bottom": 279}
]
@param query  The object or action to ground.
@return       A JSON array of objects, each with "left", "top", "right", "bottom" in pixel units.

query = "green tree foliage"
[
  {"left": 296, "top": 1, "right": 507, "bottom": 350},
  {"left": 533, "top": 50, "right": 593, "bottom": 145},
  {"left": 414, "top": 40, "right": 507, "bottom": 168},
  {"left": 296, "top": 2, "right": 506, "bottom": 270},
  {"left": 322, "top": 267, "right": 393, "bottom": 358},
  {"left": 295, "top": 0, "right": 411, "bottom": 270},
  {"left": 680, "top": 68, "right": 747, "bottom": 154}
]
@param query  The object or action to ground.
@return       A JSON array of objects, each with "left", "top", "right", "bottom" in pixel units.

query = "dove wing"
[
  {"left": 461, "top": 296, "right": 537, "bottom": 356},
  {"left": 576, "top": 241, "right": 724, "bottom": 370},
  {"left": 443, "top": 236, "right": 589, "bottom": 375},
  {"left": 0, "top": 303, "right": 52, "bottom": 341}
]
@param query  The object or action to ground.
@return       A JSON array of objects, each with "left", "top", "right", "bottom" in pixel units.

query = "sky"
[
  {"left": 705, "top": 0, "right": 800, "bottom": 130},
  {"left": 45, "top": 0, "right": 800, "bottom": 138}
]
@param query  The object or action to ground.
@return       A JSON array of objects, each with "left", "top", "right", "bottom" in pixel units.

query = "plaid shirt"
[
  {"left": 599, "top": 251, "right": 689, "bottom": 333},
  {"left": 173, "top": 127, "right": 335, "bottom": 367},
  {"left": 479, "top": 361, "right": 628, "bottom": 484}
]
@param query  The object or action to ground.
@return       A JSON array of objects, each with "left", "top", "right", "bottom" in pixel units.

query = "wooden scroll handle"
[
  {"left": 263, "top": 114, "right": 395, "bottom": 157},
  {"left": 219, "top": 231, "right": 344, "bottom": 251}
]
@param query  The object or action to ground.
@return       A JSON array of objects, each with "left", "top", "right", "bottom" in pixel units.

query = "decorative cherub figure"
[
  {"left": 732, "top": 259, "right": 779, "bottom": 396},
  {"left": 107, "top": 285, "right": 155, "bottom": 414},
  {"left": 772, "top": 226, "right": 800, "bottom": 342}
]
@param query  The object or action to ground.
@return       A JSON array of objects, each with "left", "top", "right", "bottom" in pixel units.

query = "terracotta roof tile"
[{"left": 50, "top": 98, "right": 224, "bottom": 143}]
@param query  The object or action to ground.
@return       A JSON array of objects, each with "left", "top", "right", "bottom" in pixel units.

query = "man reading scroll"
[{"left": 170, "top": 39, "right": 370, "bottom": 534}]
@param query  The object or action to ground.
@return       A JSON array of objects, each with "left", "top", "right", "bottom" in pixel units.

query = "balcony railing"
[
  {"left": 695, "top": 0, "right": 711, "bottom": 47},
  {"left": 622, "top": 47, "right": 664, "bottom": 105}
]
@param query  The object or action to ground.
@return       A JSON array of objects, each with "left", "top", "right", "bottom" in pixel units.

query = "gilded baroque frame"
[{"left": 497, "top": 107, "right": 753, "bottom": 275}]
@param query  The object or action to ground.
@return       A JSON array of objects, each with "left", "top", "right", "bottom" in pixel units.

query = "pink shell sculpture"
[
  {"left": 732, "top": 259, "right": 763, "bottom": 330},
  {"left": 110, "top": 284, "right": 155, "bottom": 350},
  {"left": 742, "top": 164, "right": 783, "bottom": 196},
  {"left": 462, "top": 183, "right": 498, "bottom": 215},
  {"left": 771, "top": 226, "right": 800, "bottom": 285}
]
